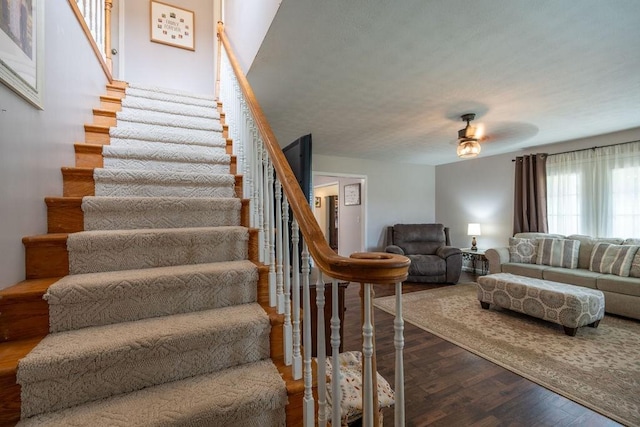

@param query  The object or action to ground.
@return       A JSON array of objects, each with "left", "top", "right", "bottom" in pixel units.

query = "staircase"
[{"left": 0, "top": 82, "right": 292, "bottom": 426}]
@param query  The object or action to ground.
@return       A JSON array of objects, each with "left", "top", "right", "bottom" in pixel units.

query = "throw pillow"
[
  {"left": 323, "top": 350, "right": 394, "bottom": 425},
  {"left": 589, "top": 243, "right": 640, "bottom": 277},
  {"left": 536, "top": 238, "right": 580, "bottom": 269},
  {"left": 630, "top": 252, "right": 640, "bottom": 278},
  {"left": 509, "top": 237, "right": 537, "bottom": 263}
]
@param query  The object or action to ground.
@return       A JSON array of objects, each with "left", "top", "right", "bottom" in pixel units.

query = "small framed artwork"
[
  {"left": 150, "top": 1, "right": 195, "bottom": 51},
  {"left": 315, "top": 197, "right": 321, "bottom": 208},
  {"left": 0, "top": 0, "right": 44, "bottom": 108},
  {"left": 344, "top": 183, "right": 361, "bottom": 206}
]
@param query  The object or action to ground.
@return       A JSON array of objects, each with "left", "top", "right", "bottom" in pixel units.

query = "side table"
[{"left": 461, "top": 248, "right": 488, "bottom": 275}]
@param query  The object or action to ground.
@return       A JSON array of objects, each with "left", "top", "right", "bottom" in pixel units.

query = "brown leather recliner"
[{"left": 385, "top": 223, "right": 462, "bottom": 284}]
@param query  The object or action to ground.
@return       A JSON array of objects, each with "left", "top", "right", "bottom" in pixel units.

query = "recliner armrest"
[
  {"left": 436, "top": 246, "right": 461, "bottom": 259},
  {"left": 385, "top": 245, "right": 405, "bottom": 255},
  {"left": 485, "top": 247, "right": 510, "bottom": 274}
]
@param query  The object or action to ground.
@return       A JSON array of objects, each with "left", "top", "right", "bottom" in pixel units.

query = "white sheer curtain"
[{"left": 546, "top": 141, "right": 640, "bottom": 237}]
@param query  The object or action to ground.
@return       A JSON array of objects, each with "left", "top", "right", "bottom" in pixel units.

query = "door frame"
[{"left": 313, "top": 171, "right": 367, "bottom": 254}]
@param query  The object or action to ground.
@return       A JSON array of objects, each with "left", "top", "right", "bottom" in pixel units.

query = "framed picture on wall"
[
  {"left": 150, "top": 1, "right": 195, "bottom": 51},
  {"left": 0, "top": 0, "right": 44, "bottom": 108},
  {"left": 315, "top": 197, "right": 321, "bottom": 208},
  {"left": 344, "top": 183, "right": 361, "bottom": 206}
]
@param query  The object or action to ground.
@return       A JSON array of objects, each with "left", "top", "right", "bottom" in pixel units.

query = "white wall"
[
  {"left": 0, "top": 4, "right": 110, "bottom": 289},
  {"left": 121, "top": 0, "right": 216, "bottom": 95},
  {"left": 435, "top": 127, "right": 640, "bottom": 250},
  {"left": 314, "top": 155, "right": 436, "bottom": 251},
  {"left": 223, "top": 0, "right": 280, "bottom": 73}
]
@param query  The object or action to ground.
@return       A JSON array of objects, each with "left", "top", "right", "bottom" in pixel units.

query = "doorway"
[{"left": 313, "top": 173, "right": 366, "bottom": 257}]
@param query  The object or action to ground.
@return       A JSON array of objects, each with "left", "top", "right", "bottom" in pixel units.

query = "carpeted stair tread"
[
  {"left": 125, "top": 87, "right": 217, "bottom": 108},
  {"left": 109, "top": 125, "right": 225, "bottom": 148},
  {"left": 45, "top": 260, "right": 258, "bottom": 332},
  {"left": 93, "top": 168, "right": 236, "bottom": 198},
  {"left": 108, "top": 137, "right": 228, "bottom": 154},
  {"left": 121, "top": 96, "right": 220, "bottom": 119},
  {"left": 17, "top": 359, "right": 287, "bottom": 427},
  {"left": 67, "top": 226, "right": 248, "bottom": 274},
  {"left": 18, "top": 303, "right": 271, "bottom": 417},
  {"left": 116, "top": 109, "right": 223, "bottom": 131},
  {"left": 102, "top": 144, "right": 230, "bottom": 174},
  {"left": 82, "top": 196, "right": 241, "bottom": 230},
  {"left": 127, "top": 82, "right": 217, "bottom": 101}
]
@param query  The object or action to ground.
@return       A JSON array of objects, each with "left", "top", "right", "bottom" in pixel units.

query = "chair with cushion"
[{"left": 385, "top": 223, "right": 462, "bottom": 284}]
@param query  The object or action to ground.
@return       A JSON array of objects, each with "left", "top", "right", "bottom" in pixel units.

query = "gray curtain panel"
[{"left": 513, "top": 153, "right": 548, "bottom": 234}]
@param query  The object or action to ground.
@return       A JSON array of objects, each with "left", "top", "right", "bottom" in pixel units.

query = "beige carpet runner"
[{"left": 16, "top": 84, "right": 287, "bottom": 426}]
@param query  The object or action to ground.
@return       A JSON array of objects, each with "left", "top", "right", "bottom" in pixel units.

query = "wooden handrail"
[
  {"left": 68, "top": 0, "right": 113, "bottom": 83},
  {"left": 217, "top": 22, "right": 409, "bottom": 284}
]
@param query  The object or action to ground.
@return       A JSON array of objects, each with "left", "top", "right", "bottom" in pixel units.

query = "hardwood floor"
[{"left": 340, "top": 271, "right": 621, "bottom": 427}]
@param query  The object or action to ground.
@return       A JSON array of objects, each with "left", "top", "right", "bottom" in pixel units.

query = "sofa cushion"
[
  {"left": 596, "top": 275, "right": 640, "bottom": 297},
  {"left": 509, "top": 237, "right": 538, "bottom": 264},
  {"left": 392, "top": 224, "right": 445, "bottom": 255},
  {"left": 407, "top": 254, "right": 446, "bottom": 276},
  {"left": 542, "top": 267, "right": 602, "bottom": 289},
  {"left": 589, "top": 243, "right": 639, "bottom": 277},
  {"left": 501, "top": 263, "right": 549, "bottom": 279},
  {"left": 567, "top": 235, "right": 625, "bottom": 269},
  {"left": 536, "top": 238, "right": 580, "bottom": 269}
]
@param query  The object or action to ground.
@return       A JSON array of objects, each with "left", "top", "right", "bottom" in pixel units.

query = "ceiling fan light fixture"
[
  {"left": 456, "top": 113, "right": 481, "bottom": 158},
  {"left": 457, "top": 139, "right": 481, "bottom": 158}
]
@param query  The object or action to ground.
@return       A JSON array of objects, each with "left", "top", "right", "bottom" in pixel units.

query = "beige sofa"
[{"left": 485, "top": 233, "right": 640, "bottom": 320}]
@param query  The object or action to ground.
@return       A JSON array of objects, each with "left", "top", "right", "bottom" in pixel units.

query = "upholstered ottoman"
[{"left": 477, "top": 273, "right": 605, "bottom": 336}]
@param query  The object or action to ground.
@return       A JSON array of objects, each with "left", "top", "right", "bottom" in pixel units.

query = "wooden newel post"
[{"left": 105, "top": 0, "right": 113, "bottom": 74}]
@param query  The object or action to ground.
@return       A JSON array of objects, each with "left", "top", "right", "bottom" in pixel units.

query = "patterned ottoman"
[{"left": 477, "top": 273, "right": 605, "bottom": 336}]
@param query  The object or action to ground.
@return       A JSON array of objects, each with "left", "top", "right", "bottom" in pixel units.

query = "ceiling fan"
[{"left": 456, "top": 113, "right": 484, "bottom": 159}]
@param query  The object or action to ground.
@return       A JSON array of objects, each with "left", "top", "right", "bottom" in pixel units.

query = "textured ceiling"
[{"left": 246, "top": 0, "right": 640, "bottom": 165}]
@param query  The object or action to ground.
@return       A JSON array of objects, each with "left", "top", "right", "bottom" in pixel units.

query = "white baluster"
[
  {"left": 301, "top": 241, "right": 314, "bottom": 425},
  {"left": 283, "top": 196, "right": 292, "bottom": 365},
  {"left": 275, "top": 179, "right": 285, "bottom": 314},
  {"left": 267, "top": 160, "right": 277, "bottom": 307},
  {"left": 362, "top": 283, "right": 374, "bottom": 427},
  {"left": 395, "top": 281, "right": 406, "bottom": 427},
  {"left": 291, "top": 219, "right": 302, "bottom": 379},
  {"left": 316, "top": 271, "right": 327, "bottom": 427},
  {"left": 330, "top": 278, "right": 342, "bottom": 425},
  {"left": 256, "top": 138, "right": 265, "bottom": 263}
]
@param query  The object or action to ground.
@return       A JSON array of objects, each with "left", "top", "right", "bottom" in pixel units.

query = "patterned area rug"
[{"left": 373, "top": 283, "right": 640, "bottom": 426}]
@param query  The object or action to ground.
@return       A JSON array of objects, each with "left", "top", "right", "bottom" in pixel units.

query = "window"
[{"left": 546, "top": 141, "right": 640, "bottom": 237}]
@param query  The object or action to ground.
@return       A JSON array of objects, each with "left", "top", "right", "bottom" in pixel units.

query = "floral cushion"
[
  {"left": 323, "top": 351, "right": 394, "bottom": 426},
  {"left": 509, "top": 237, "right": 538, "bottom": 263}
]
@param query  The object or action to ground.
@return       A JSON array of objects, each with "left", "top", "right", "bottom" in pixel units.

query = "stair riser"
[
  {"left": 98, "top": 96, "right": 122, "bottom": 112},
  {"left": 0, "top": 297, "right": 48, "bottom": 343},
  {"left": 46, "top": 198, "right": 250, "bottom": 234},
  {"left": 23, "top": 238, "right": 69, "bottom": 280},
  {"left": 62, "top": 168, "right": 242, "bottom": 198},
  {"left": 92, "top": 114, "right": 116, "bottom": 127},
  {"left": 24, "top": 229, "right": 260, "bottom": 279},
  {"left": 20, "top": 329, "right": 271, "bottom": 418},
  {"left": 85, "top": 125, "right": 110, "bottom": 145},
  {"left": 0, "top": 374, "right": 20, "bottom": 425},
  {"left": 103, "top": 158, "right": 230, "bottom": 175},
  {"left": 50, "top": 277, "right": 258, "bottom": 332},
  {"left": 62, "top": 168, "right": 94, "bottom": 197}
]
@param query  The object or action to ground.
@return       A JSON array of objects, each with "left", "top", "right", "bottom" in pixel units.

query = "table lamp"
[{"left": 467, "top": 223, "right": 481, "bottom": 251}]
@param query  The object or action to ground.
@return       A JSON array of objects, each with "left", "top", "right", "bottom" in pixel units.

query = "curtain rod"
[{"left": 512, "top": 139, "right": 640, "bottom": 162}]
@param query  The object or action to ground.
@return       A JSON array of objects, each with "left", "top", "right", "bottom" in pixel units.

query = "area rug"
[{"left": 373, "top": 283, "right": 640, "bottom": 426}]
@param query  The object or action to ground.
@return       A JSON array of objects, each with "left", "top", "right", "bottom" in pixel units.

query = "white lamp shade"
[{"left": 467, "top": 223, "right": 481, "bottom": 236}]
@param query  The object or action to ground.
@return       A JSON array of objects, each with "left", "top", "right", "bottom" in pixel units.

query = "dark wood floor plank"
[{"left": 339, "top": 272, "right": 621, "bottom": 426}]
